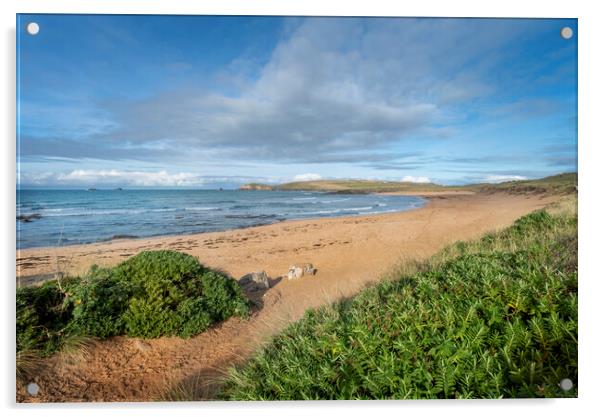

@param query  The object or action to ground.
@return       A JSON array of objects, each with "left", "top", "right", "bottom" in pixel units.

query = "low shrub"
[
  {"left": 17, "top": 278, "right": 79, "bottom": 356},
  {"left": 16, "top": 251, "right": 250, "bottom": 356},
  {"left": 221, "top": 210, "right": 577, "bottom": 399},
  {"left": 65, "top": 268, "right": 133, "bottom": 338},
  {"left": 114, "top": 251, "right": 249, "bottom": 338}
]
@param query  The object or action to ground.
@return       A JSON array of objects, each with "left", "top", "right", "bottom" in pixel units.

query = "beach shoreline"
[
  {"left": 17, "top": 191, "right": 562, "bottom": 402},
  {"left": 16, "top": 189, "right": 426, "bottom": 252},
  {"left": 16, "top": 190, "right": 431, "bottom": 254},
  {"left": 17, "top": 198, "right": 430, "bottom": 284},
  {"left": 17, "top": 191, "right": 546, "bottom": 284}
]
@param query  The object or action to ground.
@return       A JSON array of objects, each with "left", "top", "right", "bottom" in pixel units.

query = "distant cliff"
[{"left": 239, "top": 183, "right": 275, "bottom": 191}]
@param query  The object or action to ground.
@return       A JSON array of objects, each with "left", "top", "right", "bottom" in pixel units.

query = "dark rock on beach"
[{"left": 239, "top": 271, "right": 271, "bottom": 291}]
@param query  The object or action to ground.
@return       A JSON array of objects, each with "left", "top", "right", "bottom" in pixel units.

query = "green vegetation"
[
  {"left": 477, "top": 173, "right": 577, "bottom": 195},
  {"left": 16, "top": 251, "right": 249, "bottom": 364},
  {"left": 17, "top": 277, "right": 80, "bottom": 357},
  {"left": 277, "top": 179, "right": 455, "bottom": 193},
  {"left": 221, "top": 205, "right": 577, "bottom": 399},
  {"left": 239, "top": 172, "right": 577, "bottom": 195}
]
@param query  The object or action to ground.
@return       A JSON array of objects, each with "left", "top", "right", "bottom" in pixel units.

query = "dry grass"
[
  {"left": 58, "top": 335, "right": 99, "bottom": 365},
  {"left": 158, "top": 369, "right": 232, "bottom": 401},
  {"left": 16, "top": 350, "right": 44, "bottom": 382}
]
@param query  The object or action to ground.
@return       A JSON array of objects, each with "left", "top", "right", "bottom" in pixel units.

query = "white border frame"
[{"left": 2, "top": 1, "right": 599, "bottom": 416}]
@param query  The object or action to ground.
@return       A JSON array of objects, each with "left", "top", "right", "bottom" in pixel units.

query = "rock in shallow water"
[{"left": 17, "top": 213, "right": 42, "bottom": 222}]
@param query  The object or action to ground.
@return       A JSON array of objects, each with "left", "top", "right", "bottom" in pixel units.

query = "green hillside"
[{"left": 239, "top": 173, "right": 577, "bottom": 195}]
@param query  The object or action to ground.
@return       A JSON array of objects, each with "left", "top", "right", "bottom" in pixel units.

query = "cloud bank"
[
  {"left": 20, "top": 170, "right": 280, "bottom": 188},
  {"left": 401, "top": 175, "right": 431, "bottom": 183},
  {"left": 482, "top": 174, "right": 528, "bottom": 183},
  {"left": 293, "top": 173, "right": 322, "bottom": 182},
  {"left": 18, "top": 17, "right": 577, "bottom": 187},
  {"left": 22, "top": 18, "right": 535, "bottom": 165}
]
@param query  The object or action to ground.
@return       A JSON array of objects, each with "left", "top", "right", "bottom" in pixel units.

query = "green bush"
[
  {"left": 200, "top": 271, "right": 250, "bottom": 321},
  {"left": 65, "top": 267, "right": 133, "bottom": 338},
  {"left": 16, "top": 251, "right": 250, "bottom": 355},
  {"left": 115, "top": 251, "right": 209, "bottom": 338},
  {"left": 221, "top": 210, "right": 578, "bottom": 399},
  {"left": 17, "top": 278, "right": 79, "bottom": 355},
  {"left": 114, "top": 251, "right": 249, "bottom": 338},
  {"left": 510, "top": 210, "right": 554, "bottom": 232}
]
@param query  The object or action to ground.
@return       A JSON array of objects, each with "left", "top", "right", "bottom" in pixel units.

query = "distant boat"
[
  {"left": 115, "top": 187, "right": 123, "bottom": 191},
  {"left": 87, "top": 188, "right": 97, "bottom": 191}
]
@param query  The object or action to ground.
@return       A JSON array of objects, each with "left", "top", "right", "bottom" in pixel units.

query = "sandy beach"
[{"left": 17, "top": 192, "right": 560, "bottom": 402}]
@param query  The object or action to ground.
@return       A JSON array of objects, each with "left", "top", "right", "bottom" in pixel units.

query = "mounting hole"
[
  {"left": 26, "top": 22, "right": 40, "bottom": 36},
  {"left": 559, "top": 378, "right": 574, "bottom": 391},
  {"left": 26, "top": 382, "right": 40, "bottom": 396},
  {"left": 560, "top": 27, "right": 573, "bottom": 40}
]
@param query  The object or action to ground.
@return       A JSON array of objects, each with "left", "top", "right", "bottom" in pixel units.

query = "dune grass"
[{"left": 220, "top": 201, "right": 577, "bottom": 399}]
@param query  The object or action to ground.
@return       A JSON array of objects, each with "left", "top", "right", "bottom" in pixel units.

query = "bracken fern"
[{"left": 221, "top": 208, "right": 577, "bottom": 399}]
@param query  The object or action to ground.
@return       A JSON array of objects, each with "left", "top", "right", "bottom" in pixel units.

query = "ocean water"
[{"left": 16, "top": 189, "right": 425, "bottom": 249}]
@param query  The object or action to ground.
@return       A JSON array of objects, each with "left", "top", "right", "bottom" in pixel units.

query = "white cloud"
[
  {"left": 21, "top": 169, "right": 280, "bottom": 188},
  {"left": 401, "top": 175, "right": 431, "bottom": 183},
  {"left": 292, "top": 173, "right": 322, "bottom": 182},
  {"left": 483, "top": 174, "right": 528, "bottom": 183},
  {"left": 85, "top": 18, "right": 531, "bottom": 165},
  {"left": 55, "top": 169, "right": 203, "bottom": 187}
]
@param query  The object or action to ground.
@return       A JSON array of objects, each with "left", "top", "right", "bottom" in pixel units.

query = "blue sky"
[{"left": 17, "top": 15, "right": 577, "bottom": 188}]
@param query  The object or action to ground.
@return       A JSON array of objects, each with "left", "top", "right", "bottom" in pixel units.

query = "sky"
[{"left": 17, "top": 15, "right": 577, "bottom": 189}]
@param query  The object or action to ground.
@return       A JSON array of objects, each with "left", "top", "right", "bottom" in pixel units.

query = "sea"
[{"left": 16, "top": 189, "right": 425, "bottom": 249}]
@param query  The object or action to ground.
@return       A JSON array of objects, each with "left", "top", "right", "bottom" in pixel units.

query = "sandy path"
[{"left": 16, "top": 192, "right": 558, "bottom": 402}]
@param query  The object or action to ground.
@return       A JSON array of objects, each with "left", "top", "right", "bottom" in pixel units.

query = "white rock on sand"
[
  {"left": 287, "top": 263, "right": 316, "bottom": 280},
  {"left": 287, "top": 265, "right": 302, "bottom": 280}
]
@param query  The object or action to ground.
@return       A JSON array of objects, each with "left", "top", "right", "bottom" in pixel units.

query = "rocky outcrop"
[{"left": 239, "top": 271, "right": 270, "bottom": 291}]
